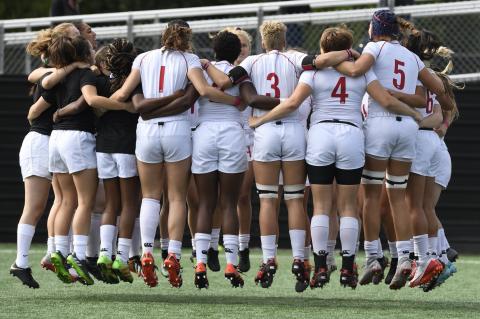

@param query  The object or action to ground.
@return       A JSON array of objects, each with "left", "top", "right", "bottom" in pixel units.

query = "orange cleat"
[
  {"left": 163, "top": 253, "right": 182, "bottom": 288},
  {"left": 141, "top": 252, "right": 158, "bottom": 287},
  {"left": 224, "top": 263, "right": 244, "bottom": 288},
  {"left": 195, "top": 262, "right": 209, "bottom": 289}
]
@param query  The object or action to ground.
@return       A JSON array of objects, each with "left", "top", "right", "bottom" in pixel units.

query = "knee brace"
[
  {"left": 283, "top": 184, "right": 305, "bottom": 200},
  {"left": 256, "top": 183, "right": 278, "bottom": 199},
  {"left": 385, "top": 173, "right": 409, "bottom": 189},
  {"left": 361, "top": 169, "right": 385, "bottom": 185}
]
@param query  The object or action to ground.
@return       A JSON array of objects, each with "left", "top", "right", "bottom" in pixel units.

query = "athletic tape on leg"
[
  {"left": 385, "top": 173, "right": 409, "bottom": 189},
  {"left": 256, "top": 183, "right": 278, "bottom": 199},
  {"left": 283, "top": 184, "right": 305, "bottom": 200},
  {"left": 361, "top": 169, "right": 385, "bottom": 185}
]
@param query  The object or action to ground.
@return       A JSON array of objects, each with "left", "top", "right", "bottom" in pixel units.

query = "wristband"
[{"left": 233, "top": 96, "right": 242, "bottom": 107}]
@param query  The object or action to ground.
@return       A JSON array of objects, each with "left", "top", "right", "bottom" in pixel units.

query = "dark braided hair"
[{"left": 105, "top": 38, "right": 137, "bottom": 93}]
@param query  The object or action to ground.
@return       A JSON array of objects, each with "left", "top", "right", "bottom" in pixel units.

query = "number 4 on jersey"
[{"left": 331, "top": 77, "right": 348, "bottom": 104}]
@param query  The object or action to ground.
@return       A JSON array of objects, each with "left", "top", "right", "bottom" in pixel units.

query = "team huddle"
[{"left": 11, "top": 9, "right": 461, "bottom": 294}]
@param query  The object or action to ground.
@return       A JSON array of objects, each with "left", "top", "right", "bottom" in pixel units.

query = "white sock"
[
  {"left": 100, "top": 224, "right": 116, "bottom": 258},
  {"left": 15, "top": 224, "right": 35, "bottom": 268},
  {"left": 47, "top": 236, "right": 55, "bottom": 255},
  {"left": 304, "top": 245, "right": 311, "bottom": 261},
  {"left": 86, "top": 213, "right": 101, "bottom": 258},
  {"left": 327, "top": 239, "right": 336, "bottom": 256},
  {"left": 195, "top": 233, "right": 211, "bottom": 265},
  {"left": 73, "top": 235, "right": 89, "bottom": 260},
  {"left": 413, "top": 234, "right": 429, "bottom": 263},
  {"left": 438, "top": 228, "right": 450, "bottom": 250},
  {"left": 210, "top": 228, "right": 221, "bottom": 250},
  {"left": 223, "top": 234, "right": 239, "bottom": 266},
  {"left": 68, "top": 228, "right": 73, "bottom": 254},
  {"left": 168, "top": 240, "right": 182, "bottom": 260},
  {"left": 377, "top": 239, "right": 384, "bottom": 258},
  {"left": 311, "top": 214, "right": 329, "bottom": 254},
  {"left": 129, "top": 217, "right": 141, "bottom": 257},
  {"left": 339, "top": 217, "right": 358, "bottom": 257},
  {"left": 364, "top": 240, "right": 378, "bottom": 259},
  {"left": 289, "top": 229, "right": 306, "bottom": 260},
  {"left": 388, "top": 241, "right": 398, "bottom": 258},
  {"left": 396, "top": 240, "right": 411, "bottom": 259},
  {"left": 117, "top": 238, "right": 132, "bottom": 263},
  {"left": 239, "top": 234, "right": 250, "bottom": 251},
  {"left": 428, "top": 236, "right": 438, "bottom": 258},
  {"left": 191, "top": 238, "right": 196, "bottom": 251},
  {"left": 140, "top": 198, "right": 160, "bottom": 255},
  {"left": 55, "top": 235, "right": 70, "bottom": 257},
  {"left": 260, "top": 235, "right": 276, "bottom": 263},
  {"left": 160, "top": 238, "right": 170, "bottom": 251}
]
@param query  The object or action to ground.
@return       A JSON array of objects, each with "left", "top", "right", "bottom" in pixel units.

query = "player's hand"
[
  {"left": 434, "top": 124, "right": 448, "bottom": 138},
  {"left": 52, "top": 110, "right": 60, "bottom": 123},
  {"left": 350, "top": 49, "right": 360, "bottom": 59},
  {"left": 90, "top": 65, "right": 101, "bottom": 76},
  {"left": 199, "top": 59, "right": 210, "bottom": 68},
  {"left": 248, "top": 116, "right": 263, "bottom": 129},
  {"left": 413, "top": 111, "right": 423, "bottom": 124}
]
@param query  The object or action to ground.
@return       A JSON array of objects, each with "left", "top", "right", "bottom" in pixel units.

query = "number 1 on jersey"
[
  {"left": 159, "top": 66, "right": 166, "bottom": 93},
  {"left": 331, "top": 77, "right": 348, "bottom": 104}
]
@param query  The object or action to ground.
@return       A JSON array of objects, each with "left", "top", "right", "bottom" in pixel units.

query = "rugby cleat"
[
  {"left": 389, "top": 257, "right": 412, "bottom": 290},
  {"left": 436, "top": 261, "right": 456, "bottom": 286},
  {"left": 446, "top": 248, "right": 459, "bottom": 262},
  {"left": 161, "top": 249, "right": 168, "bottom": 261},
  {"left": 140, "top": 252, "right": 158, "bottom": 287},
  {"left": 409, "top": 258, "right": 444, "bottom": 288},
  {"left": 67, "top": 253, "right": 94, "bottom": 285},
  {"left": 292, "top": 259, "right": 309, "bottom": 293},
  {"left": 128, "top": 255, "right": 142, "bottom": 275},
  {"left": 359, "top": 257, "right": 383, "bottom": 285},
  {"left": 207, "top": 248, "right": 221, "bottom": 272},
  {"left": 40, "top": 254, "right": 56, "bottom": 273},
  {"left": 384, "top": 257, "right": 398, "bottom": 285},
  {"left": 224, "top": 263, "right": 244, "bottom": 288},
  {"left": 86, "top": 257, "right": 103, "bottom": 282},
  {"left": 254, "top": 258, "right": 277, "bottom": 288},
  {"left": 194, "top": 262, "right": 209, "bottom": 289},
  {"left": 50, "top": 251, "right": 74, "bottom": 284},
  {"left": 311, "top": 251, "right": 329, "bottom": 288},
  {"left": 112, "top": 258, "right": 133, "bottom": 283},
  {"left": 373, "top": 256, "right": 388, "bottom": 284},
  {"left": 340, "top": 266, "right": 358, "bottom": 289},
  {"left": 163, "top": 254, "right": 183, "bottom": 288},
  {"left": 10, "top": 263, "right": 39, "bottom": 289},
  {"left": 238, "top": 248, "right": 251, "bottom": 273},
  {"left": 97, "top": 255, "right": 119, "bottom": 284}
]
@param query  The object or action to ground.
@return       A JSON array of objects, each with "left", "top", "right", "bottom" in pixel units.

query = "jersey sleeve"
[
  {"left": 79, "top": 69, "right": 98, "bottom": 89},
  {"left": 364, "top": 69, "right": 378, "bottom": 85},
  {"left": 185, "top": 53, "right": 202, "bottom": 70},
  {"left": 362, "top": 42, "right": 381, "bottom": 61},
  {"left": 132, "top": 52, "right": 147, "bottom": 70},
  {"left": 41, "top": 87, "right": 57, "bottom": 105},
  {"left": 414, "top": 53, "right": 426, "bottom": 72},
  {"left": 293, "top": 51, "right": 308, "bottom": 72},
  {"left": 299, "top": 71, "right": 315, "bottom": 89},
  {"left": 239, "top": 55, "right": 255, "bottom": 76}
]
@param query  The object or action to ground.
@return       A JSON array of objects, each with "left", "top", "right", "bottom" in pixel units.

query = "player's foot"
[
  {"left": 40, "top": 254, "right": 56, "bottom": 273},
  {"left": 224, "top": 263, "right": 244, "bottom": 288},
  {"left": 384, "top": 257, "right": 398, "bottom": 285},
  {"left": 85, "top": 257, "right": 103, "bottom": 282},
  {"left": 374, "top": 256, "right": 388, "bottom": 284},
  {"left": 97, "top": 255, "right": 119, "bottom": 284},
  {"left": 207, "top": 248, "right": 220, "bottom": 272},
  {"left": 128, "top": 255, "right": 142, "bottom": 275},
  {"left": 359, "top": 257, "right": 382, "bottom": 285},
  {"left": 238, "top": 248, "right": 250, "bottom": 273},
  {"left": 446, "top": 248, "right": 459, "bottom": 262},
  {"left": 140, "top": 252, "right": 158, "bottom": 287},
  {"left": 327, "top": 253, "right": 337, "bottom": 275},
  {"left": 10, "top": 263, "right": 39, "bottom": 289},
  {"left": 340, "top": 267, "right": 358, "bottom": 289},
  {"left": 254, "top": 258, "right": 277, "bottom": 288},
  {"left": 112, "top": 258, "right": 133, "bottom": 283},
  {"left": 67, "top": 253, "right": 94, "bottom": 285},
  {"left": 389, "top": 257, "right": 412, "bottom": 290},
  {"left": 194, "top": 262, "right": 209, "bottom": 289},
  {"left": 161, "top": 249, "right": 168, "bottom": 261},
  {"left": 50, "top": 251, "right": 73, "bottom": 284},
  {"left": 409, "top": 258, "right": 443, "bottom": 288},
  {"left": 163, "top": 254, "right": 182, "bottom": 288},
  {"left": 292, "top": 259, "right": 309, "bottom": 293},
  {"left": 436, "top": 261, "right": 454, "bottom": 285}
]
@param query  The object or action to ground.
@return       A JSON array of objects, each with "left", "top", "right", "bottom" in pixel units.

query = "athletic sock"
[
  {"left": 73, "top": 235, "right": 89, "bottom": 260},
  {"left": 239, "top": 234, "right": 250, "bottom": 251},
  {"left": 438, "top": 228, "right": 450, "bottom": 250},
  {"left": 396, "top": 240, "right": 411, "bottom": 259},
  {"left": 99, "top": 225, "right": 116, "bottom": 258},
  {"left": 15, "top": 224, "right": 35, "bottom": 268},
  {"left": 388, "top": 241, "right": 398, "bottom": 258},
  {"left": 364, "top": 240, "right": 378, "bottom": 259},
  {"left": 195, "top": 233, "right": 211, "bottom": 265},
  {"left": 168, "top": 240, "right": 182, "bottom": 260},
  {"left": 86, "top": 213, "right": 101, "bottom": 258},
  {"left": 68, "top": 228, "right": 73, "bottom": 254},
  {"left": 160, "top": 238, "right": 170, "bottom": 251},
  {"left": 409, "top": 238, "right": 415, "bottom": 255},
  {"left": 260, "top": 235, "right": 276, "bottom": 263},
  {"left": 139, "top": 198, "right": 160, "bottom": 255},
  {"left": 289, "top": 229, "right": 306, "bottom": 261},
  {"left": 311, "top": 214, "right": 329, "bottom": 254},
  {"left": 223, "top": 234, "right": 239, "bottom": 266},
  {"left": 210, "top": 228, "right": 221, "bottom": 251},
  {"left": 117, "top": 238, "right": 132, "bottom": 263},
  {"left": 55, "top": 235, "right": 70, "bottom": 257},
  {"left": 413, "top": 234, "right": 429, "bottom": 263},
  {"left": 47, "top": 236, "right": 55, "bottom": 255},
  {"left": 428, "top": 236, "right": 438, "bottom": 258},
  {"left": 339, "top": 217, "right": 358, "bottom": 257},
  {"left": 191, "top": 238, "right": 196, "bottom": 251},
  {"left": 327, "top": 239, "right": 337, "bottom": 256},
  {"left": 376, "top": 238, "right": 384, "bottom": 258},
  {"left": 304, "top": 245, "right": 311, "bottom": 261},
  {"left": 129, "top": 218, "right": 141, "bottom": 258}
]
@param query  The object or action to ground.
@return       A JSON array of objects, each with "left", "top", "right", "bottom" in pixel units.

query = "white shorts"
[
  {"left": 245, "top": 130, "right": 254, "bottom": 161},
  {"left": 306, "top": 123, "right": 365, "bottom": 170},
  {"left": 410, "top": 130, "right": 441, "bottom": 177},
  {"left": 429, "top": 140, "right": 451, "bottom": 189},
  {"left": 49, "top": 130, "right": 97, "bottom": 174},
  {"left": 192, "top": 122, "right": 247, "bottom": 174},
  {"left": 253, "top": 122, "right": 306, "bottom": 162},
  {"left": 19, "top": 131, "right": 51, "bottom": 181},
  {"left": 96, "top": 152, "right": 138, "bottom": 179},
  {"left": 364, "top": 115, "right": 419, "bottom": 161},
  {"left": 135, "top": 121, "right": 192, "bottom": 164}
]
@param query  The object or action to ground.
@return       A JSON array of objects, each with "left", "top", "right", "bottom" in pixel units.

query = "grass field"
[{"left": 1, "top": 244, "right": 479, "bottom": 319}]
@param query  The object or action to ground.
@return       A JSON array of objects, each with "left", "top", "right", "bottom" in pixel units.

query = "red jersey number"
[
  {"left": 331, "top": 77, "right": 349, "bottom": 104},
  {"left": 426, "top": 90, "right": 434, "bottom": 114},
  {"left": 393, "top": 59, "right": 405, "bottom": 90},
  {"left": 266, "top": 72, "right": 280, "bottom": 98},
  {"left": 159, "top": 66, "right": 166, "bottom": 93}
]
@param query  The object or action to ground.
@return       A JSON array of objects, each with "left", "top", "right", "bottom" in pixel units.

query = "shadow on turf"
[{"left": 34, "top": 294, "right": 480, "bottom": 312}]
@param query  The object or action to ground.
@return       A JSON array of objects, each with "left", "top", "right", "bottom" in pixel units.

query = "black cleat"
[
  {"left": 86, "top": 257, "right": 103, "bottom": 282},
  {"left": 238, "top": 248, "right": 251, "bottom": 273},
  {"left": 161, "top": 249, "right": 168, "bottom": 261},
  {"left": 207, "top": 248, "right": 220, "bottom": 272},
  {"left": 254, "top": 259, "right": 277, "bottom": 288},
  {"left": 446, "top": 248, "right": 459, "bottom": 262},
  {"left": 372, "top": 256, "right": 388, "bottom": 285},
  {"left": 385, "top": 257, "right": 398, "bottom": 285},
  {"left": 292, "top": 259, "right": 309, "bottom": 293},
  {"left": 340, "top": 265, "right": 358, "bottom": 289},
  {"left": 128, "top": 255, "right": 142, "bottom": 275},
  {"left": 10, "top": 263, "right": 39, "bottom": 289}
]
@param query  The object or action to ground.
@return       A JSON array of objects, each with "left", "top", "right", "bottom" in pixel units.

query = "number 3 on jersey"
[
  {"left": 266, "top": 72, "right": 280, "bottom": 98},
  {"left": 331, "top": 77, "right": 348, "bottom": 104}
]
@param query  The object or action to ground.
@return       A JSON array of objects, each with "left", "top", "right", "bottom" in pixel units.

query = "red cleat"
[
  {"left": 163, "top": 253, "right": 182, "bottom": 288},
  {"left": 141, "top": 252, "right": 158, "bottom": 287}
]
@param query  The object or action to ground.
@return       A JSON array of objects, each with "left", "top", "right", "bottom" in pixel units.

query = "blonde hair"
[
  {"left": 26, "top": 23, "right": 77, "bottom": 57},
  {"left": 162, "top": 24, "right": 192, "bottom": 52},
  {"left": 396, "top": 17, "right": 420, "bottom": 39},
  {"left": 259, "top": 21, "right": 287, "bottom": 51}
]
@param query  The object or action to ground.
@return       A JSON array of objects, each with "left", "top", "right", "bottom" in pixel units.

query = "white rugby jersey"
[
  {"left": 299, "top": 67, "right": 377, "bottom": 128},
  {"left": 198, "top": 61, "right": 242, "bottom": 123},
  {"left": 132, "top": 47, "right": 202, "bottom": 123},
  {"left": 362, "top": 41, "right": 425, "bottom": 115},
  {"left": 361, "top": 92, "right": 369, "bottom": 119},
  {"left": 240, "top": 50, "right": 306, "bottom": 122},
  {"left": 241, "top": 106, "right": 254, "bottom": 135},
  {"left": 189, "top": 101, "right": 200, "bottom": 128},
  {"left": 298, "top": 96, "right": 312, "bottom": 129}
]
